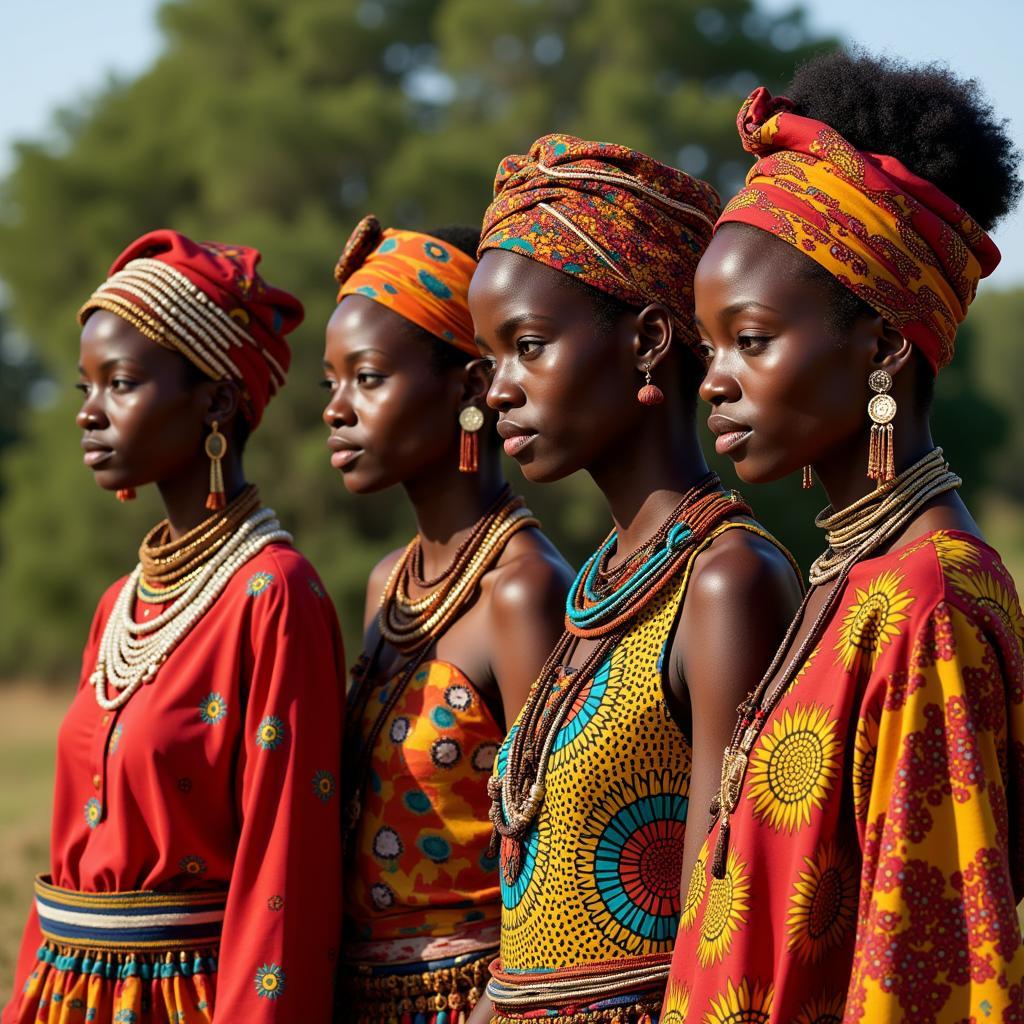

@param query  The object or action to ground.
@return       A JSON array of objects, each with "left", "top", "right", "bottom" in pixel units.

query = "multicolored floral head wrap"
[
  {"left": 334, "top": 215, "right": 478, "bottom": 356},
  {"left": 718, "top": 86, "right": 1001, "bottom": 373},
  {"left": 479, "top": 133, "right": 721, "bottom": 349},
  {"left": 79, "top": 229, "right": 303, "bottom": 427}
]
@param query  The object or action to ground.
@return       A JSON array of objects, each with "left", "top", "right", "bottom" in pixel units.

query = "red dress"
[
  {"left": 3, "top": 543, "right": 345, "bottom": 1024},
  {"left": 663, "top": 531, "right": 1024, "bottom": 1023}
]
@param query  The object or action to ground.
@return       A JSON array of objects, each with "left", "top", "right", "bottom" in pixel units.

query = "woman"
[
  {"left": 3, "top": 230, "right": 345, "bottom": 1024},
  {"left": 466, "top": 136, "right": 803, "bottom": 1023},
  {"left": 665, "top": 53, "right": 1024, "bottom": 1022},
  {"left": 321, "top": 216, "right": 572, "bottom": 1023}
]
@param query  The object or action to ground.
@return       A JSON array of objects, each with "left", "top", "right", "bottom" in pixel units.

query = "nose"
[
  {"left": 485, "top": 360, "right": 524, "bottom": 413},
  {"left": 76, "top": 387, "right": 108, "bottom": 430},
  {"left": 698, "top": 352, "right": 740, "bottom": 408},
  {"left": 322, "top": 383, "right": 355, "bottom": 429}
]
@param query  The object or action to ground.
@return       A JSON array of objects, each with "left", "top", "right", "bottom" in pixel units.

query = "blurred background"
[{"left": 1, "top": 0, "right": 1022, "bottom": 988}]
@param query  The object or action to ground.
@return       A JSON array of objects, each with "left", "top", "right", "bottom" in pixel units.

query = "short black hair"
[{"left": 422, "top": 224, "right": 481, "bottom": 373}]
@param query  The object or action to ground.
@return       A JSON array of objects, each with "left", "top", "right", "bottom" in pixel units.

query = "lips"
[
  {"left": 707, "top": 414, "right": 753, "bottom": 457},
  {"left": 81, "top": 437, "right": 114, "bottom": 467},
  {"left": 326, "top": 434, "right": 364, "bottom": 470},
  {"left": 496, "top": 420, "right": 537, "bottom": 459}
]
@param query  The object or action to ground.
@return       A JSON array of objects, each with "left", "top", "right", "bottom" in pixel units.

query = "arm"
[
  {"left": 467, "top": 992, "right": 494, "bottom": 1024},
  {"left": 362, "top": 547, "right": 403, "bottom": 633},
  {"left": 486, "top": 534, "right": 574, "bottom": 728},
  {"left": 845, "top": 600, "right": 1024, "bottom": 1020},
  {"left": 674, "top": 531, "right": 803, "bottom": 901},
  {"left": 212, "top": 555, "right": 346, "bottom": 1022}
]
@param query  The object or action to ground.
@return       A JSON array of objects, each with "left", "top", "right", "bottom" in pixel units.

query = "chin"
[
  {"left": 727, "top": 451, "right": 800, "bottom": 487},
  {"left": 337, "top": 468, "right": 392, "bottom": 496}
]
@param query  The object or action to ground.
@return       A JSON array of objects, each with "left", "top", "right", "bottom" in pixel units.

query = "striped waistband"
[
  {"left": 35, "top": 874, "right": 227, "bottom": 952},
  {"left": 486, "top": 954, "right": 670, "bottom": 1011}
]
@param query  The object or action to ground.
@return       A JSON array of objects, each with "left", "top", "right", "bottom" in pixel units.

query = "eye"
[
  {"left": 516, "top": 337, "right": 544, "bottom": 359},
  {"left": 696, "top": 341, "right": 714, "bottom": 364},
  {"left": 736, "top": 333, "right": 772, "bottom": 353},
  {"left": 357, "top": 371, "right": 386, "bottom": 387},
  {"left": 75, "top": 382, "right": 89, "bottom": 395},
  {"left": 318, "top": 378, "right": 336, "bottom": 391},
  {"left": 110, "top": 377, "right": 136, "bottom": 392}
]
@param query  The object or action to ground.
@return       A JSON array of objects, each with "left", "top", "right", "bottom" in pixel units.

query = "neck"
[
  {"left": 157, "top": 455, "right": 249, "bottom": 540},
  {"left": 813, "top": 415, "right": 935, "bottom": 514},
  {"left": 403, "top": 453, "right": 508, "bottom": 578},
  {"left": 588, "top": 407, "right": 711, "bottom": 561}
]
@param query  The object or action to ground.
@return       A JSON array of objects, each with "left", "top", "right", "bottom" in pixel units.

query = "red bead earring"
[
  {"left": 116, "top": 488, "right": 137, "bottom": 502},
  {"left": 637, "top": 364, "right": 664, "bottom": 406}
]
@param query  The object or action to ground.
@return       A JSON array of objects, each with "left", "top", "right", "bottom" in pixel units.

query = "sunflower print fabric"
[{"left": 665, "top": 531, "right": 1024, "bottom": 1022}]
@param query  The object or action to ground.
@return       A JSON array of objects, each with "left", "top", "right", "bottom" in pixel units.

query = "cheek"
[{"left": 363, "top": 384, "right": 456, "bottom": 461}]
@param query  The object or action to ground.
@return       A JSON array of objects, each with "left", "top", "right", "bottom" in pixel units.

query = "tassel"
[
  {"left": 116, "top": 488, "right": 137, "bottom": 502},
  {"left": 204, "top": 421, "right": 228, "bottom": 510},
  {"left": 458, "top": 427, "right": 479, "bottom": 474},
  {"left": 801, "top": 465, "right": 812, "bottom": 490},
  {"left": 710, "top": 812, "right": 729, "bottom": 879},
  {"left": 884, "top": 423, "right": 895, "bottom": 483}
]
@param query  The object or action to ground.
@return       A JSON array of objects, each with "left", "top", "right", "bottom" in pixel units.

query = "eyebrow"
[
  {"left": 496, "top": 312, "right": 558, "bottom": 335},
  {"left": 719, "top": 300, "right": 783, "bottom": 318},
  {"left": 77, "top": 357, "right": 142, "bottom": 375}
]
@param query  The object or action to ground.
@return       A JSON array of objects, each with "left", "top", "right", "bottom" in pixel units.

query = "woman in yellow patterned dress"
[
  {"left": 320, "top": 217, "right": 573, "bottom": 1022},
  {"left": 467, "top": 137, "right": 802, "bottom": 1022},
  {"left": 666, "top": 52, "right": 1024, "bottom": 1022}
]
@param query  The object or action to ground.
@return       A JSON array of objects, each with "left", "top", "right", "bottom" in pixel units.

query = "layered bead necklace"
[
  {"left": 343, "top": 486, "right": 540, "bottom": 842},
  {"left": 708, "top": 447, "right": 961, "bottom": 878},
  {"left": 488, "top": 474, "right": 750, "bottom": 882},
  {"left": 92, "top": 486, "right": 291, "bottom": 711}
]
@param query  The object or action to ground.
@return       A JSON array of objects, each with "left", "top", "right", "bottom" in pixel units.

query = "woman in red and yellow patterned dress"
[
  {"left": 321, "top": 218, "right": 572, "bottom": 1022},
  {"left": 665, "top": 52, "right": 1024, "bottom": 1023},
  {"left": 4, "top": 231, "right": 345, "bottom": 1024}
]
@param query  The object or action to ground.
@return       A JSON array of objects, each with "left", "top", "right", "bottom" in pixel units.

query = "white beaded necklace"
[{"left": 91, "top": 507, "right": 292, "bottom": 710}]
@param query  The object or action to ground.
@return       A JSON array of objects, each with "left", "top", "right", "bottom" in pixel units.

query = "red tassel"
[
  {"left": 116, "top": 488, "right": 137, "bottom": 502},
  {"left": 459, "top": 428, "right": 479, "bottom": 474},
  {"left": 637, "top": 383, "right": 664, "bottom": 406},
  {"left": 205, "top": 490, "right": 227, "bottom": 511}
]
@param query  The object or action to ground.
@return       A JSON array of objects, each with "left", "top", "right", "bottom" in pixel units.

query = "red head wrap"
[
  {"left": 79, "top": 229, "right": 304, "bottom": 426},
  {"left": 479, "top": 133, "right": 721, "bottom": 350},
  {"left": 334, "top": 215, "right": 478, "bottom": 355},
  {"left": 718, "top": 87, "right": 1001, "bottom": 373}
]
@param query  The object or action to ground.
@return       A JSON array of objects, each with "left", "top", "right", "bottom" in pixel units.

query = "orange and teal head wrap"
[
  {"left": 334, "top": 215, "right": 478, "bottom": 356},
  {"left": 479, "top": 133, "right": 721, "bottom": 351},
  {"left": 718, "top": 87, "right": 1001, "bottom": 373}
]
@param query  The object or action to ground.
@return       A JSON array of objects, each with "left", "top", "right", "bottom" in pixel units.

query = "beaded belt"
[
  {"left": 339, "top": 949, "right": 493, "bottom": 1023},
  {"left": 34, "top": 874, "right": 227, "bottom": 953},
  {"left": 486, "top": 954, "right": 669, "bottom": 1023}
]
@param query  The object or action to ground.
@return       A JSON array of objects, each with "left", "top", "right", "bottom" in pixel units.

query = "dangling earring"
[
  {"left": 867, "top": 369, "right": 897, "bottom": 485},
  {"left": 116, "top": 488, "right": 137, "bottom": 502},
  {"left": 205, "top": 421, "right": 227, "bottom": 510},
  {"left": 637, "top": 363, "right": 665, "bottom": 406},
  {"left": 802, "top": 465, "right": 813, "bottom": 490},
  {"left": 458, "top": 406, "right": 484, "bottom": 474}
]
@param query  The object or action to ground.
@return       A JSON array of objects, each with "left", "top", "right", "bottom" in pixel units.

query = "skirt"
[{"left": 12, "top": 875, "right": 225, "bottom": 1024}]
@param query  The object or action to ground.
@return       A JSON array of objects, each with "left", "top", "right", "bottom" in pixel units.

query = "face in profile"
[
  {"left": 695, "top": 225, "right": 877, "bottom": 485},
  {"left": 76, "top": 310, "right": 212, "bottom": 493},
  {"left": 469, "top": 249, "right": 644, "bottom": 484},
  {"left": 321, "top": 294, "right": 469, "bottom": 494}
]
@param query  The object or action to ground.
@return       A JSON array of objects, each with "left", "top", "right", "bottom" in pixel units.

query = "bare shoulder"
[
  {"left": 364, "top": 546, "right": 405, "bottom": 628},
  {"left": 485, "top": 528, "right": 574, "bottom": 617},
  {"left": 687, "top": 525, "right": 803, "bottom": 609}
]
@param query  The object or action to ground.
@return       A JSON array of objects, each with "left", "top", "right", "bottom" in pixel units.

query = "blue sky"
[{"left": 2, "top": 0, "right": 1022, "bottom": 285}]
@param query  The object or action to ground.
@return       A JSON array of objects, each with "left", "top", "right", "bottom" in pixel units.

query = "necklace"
[
  {"left": 489, "top": 477, "right": 750, "bottom": 883},
  {"left": 342, "top": 490, "right": 540, "bottom": 843},
  {"left": 708, "top": 447, "right": 961, "bottom": 879},
  {"left": 92, "top": 505, "right": 292, "bottom": 711}
]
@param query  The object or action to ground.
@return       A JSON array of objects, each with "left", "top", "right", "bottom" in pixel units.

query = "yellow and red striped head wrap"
[
  {"left": 718, "top": 87, "right": 1001, "bottom": 373},
  {"left": 334, "top": 215, "right": 478, "bottom": 356}
]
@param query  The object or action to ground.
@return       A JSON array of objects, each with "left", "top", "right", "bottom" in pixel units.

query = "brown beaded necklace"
[
  {"left": 342, "top": 488, "right": 540, "bottom": 846},
  {"left": 708, "top": 448, "right": 962, "bottom": 878}
]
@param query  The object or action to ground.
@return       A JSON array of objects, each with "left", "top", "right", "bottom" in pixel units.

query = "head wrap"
[
  {"left": 479, "top": 133, "right": 721, "bottom": 348},
  {"left": 334, "top": 215, "right": 478, "bottom": 356},
  {"left": 79, "top": 229, "right": 302, "bottom": 427},
  {"left": 718, "top": 87, "right": 1001, "bottom": 373}
]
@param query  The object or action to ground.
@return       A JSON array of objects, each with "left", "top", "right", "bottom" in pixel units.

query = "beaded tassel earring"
[
  {"left": 637, "top": 363, "right": 664, "bottom": 406},
  {"left": 458, "top": 406, "right": 484, "bottom": 474},
  {"left": 866, "top": 370, "right": 897, "bottom": 485},
  {"left": 802, "top": 465, "right": 813, "bottom": 490},
  {"left": 116, "top": 488, "right": 137, "bottom": 502},
  {"left": 205, "top": 421, "right": 227, "bottom": 510}
]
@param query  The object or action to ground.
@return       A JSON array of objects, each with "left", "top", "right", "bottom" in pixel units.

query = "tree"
[{"left": 1, "top": 0, "right": 846, "bottom": 677}]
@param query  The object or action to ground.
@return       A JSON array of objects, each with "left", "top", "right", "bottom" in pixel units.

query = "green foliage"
[{"left": 0, "top": 0, "right": 1010, "bottom": 679}]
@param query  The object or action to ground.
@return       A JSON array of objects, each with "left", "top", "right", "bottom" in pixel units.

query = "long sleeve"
[
  {"left": 847, "top": 595, "right": 1024, "bottom": 1021},
  {"left": 212, "top": 554, "right": 345, "bottom": 1022}
]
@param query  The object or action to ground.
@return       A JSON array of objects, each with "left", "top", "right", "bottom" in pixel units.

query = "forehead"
[
  {"left": 326, "top": 293, "right": 435, "bottom": 362},
  {"left": 79, "top": 309, "right": 178, "bottom": 369},
  {"left": 470, "top": 249, "right": 595, "bottom": 319}
]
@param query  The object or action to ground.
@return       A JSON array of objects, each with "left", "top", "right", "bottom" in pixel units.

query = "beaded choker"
[
  {"left": 709, "top": 447, "right": 962, "bottom": 878},
  {"left": 343, "top": 488, "right": 540, "bottom": 843},
  {"left": 489, "top": 476, "right": 750, "bottom": 884},
  {"left": 92, "top": 504, "right": 292, "bottom": 711}
]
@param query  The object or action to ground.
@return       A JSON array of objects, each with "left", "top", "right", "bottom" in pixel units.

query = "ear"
[
  {"left": 630, "top": 303, "right": 674, "bottom": 372},
  {"left": 459, "top": 357, "right": 494, "bottom": 408},
  {"left": 862, "top": 315, "right": 914, "bottom": 380},
  {"left": 200, "top": 379, "right": 243, "bottom": 429}
]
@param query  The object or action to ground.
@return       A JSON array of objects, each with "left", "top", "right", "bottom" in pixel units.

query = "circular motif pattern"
[
  {"left": 84, "top": 798, "right": 102, "bottom": 829},
  {"left": 370, "top": 882, "right": 395, "bottom": 910},
  {"left": 868, "top": 369, "right": 892, "bottom": 393},
  {"left": 312, "top": 770, "right": 336, "bottom": 803},
  {"left": 199, "top": 692, "right": 227, "bottom": 725},
  {"left": 697, "top": 850, "right": 751, "bottom": 967},
  {"left": 867, "top": 393, "right": 896, "bottom": 425},
  {"left": 179, "top": 855, "right": 206, "bottom": 876},
  {"left": 550, "top": 654, "right": 615, "bottom": 760},
  {"left": 246, "top": 571, "right": 274, "bottom": 598},
  {"left": 836, "top": 569, "right": 914, "bottom": 672},
  {"left": 431, "top": 738, "right": 461, "bottom": 768},
  {"left": 747, "top": 704, "right": 839, "bottom": 833},
  {"left": 254, "top": 963, "right": 285, "bottom": 1000},
  {"left": 424, "top": 240, "right": 451, "bottom": 262},
  {"left": 458, "top": 406, "right": 485, "bottom": 432},
  {"left": 404, "top": 789, "right": 432, "bottom": 814},
  {"left": 373, "top": 826, "right": 403, "bottom": 860},
  {"left": 267, "top": 895, "right": 284, "bottom": 911},
  {"left": 500, "top": 818, "right": 547, "bottom": 920},
  {"left": 108, "top": 723, "right": 123, "bottom": 754},
  {"left": 680, "top": 851, "right": 707, "bottom": 930},
  {"left": 472, "top": 742, "right": 499, "bottom": 772},
  {"left": 430, "top": 706, "right": 456, "bottom": 729},
  {"left": 444, "top": 685, "right": 473, "bottom": 711},
  {"left": 704, "top": 977, "right": 773, "bottom": 1024},
  {"left": 786, "top": 843, "right": 857, "bottom": 963},
  {"left": 389, "top": 716, "right": 410, "bottom": 744},
  {"left": 255, "top": 715, "right": 285, "bottom": 751},
  {"left": 417, "top": 834, "right": 451, "bottom": 863}
]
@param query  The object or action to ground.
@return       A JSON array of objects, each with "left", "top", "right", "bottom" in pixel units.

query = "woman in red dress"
[
  {"left": 665, "top": 52, "right": 1024, "bottom": 1023},
  {"left": 321, "top": 217, "right": 571, "bottom": 1022},
  {"left": 4, "top": 230, "right": 345, "bottom": 1024}
]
